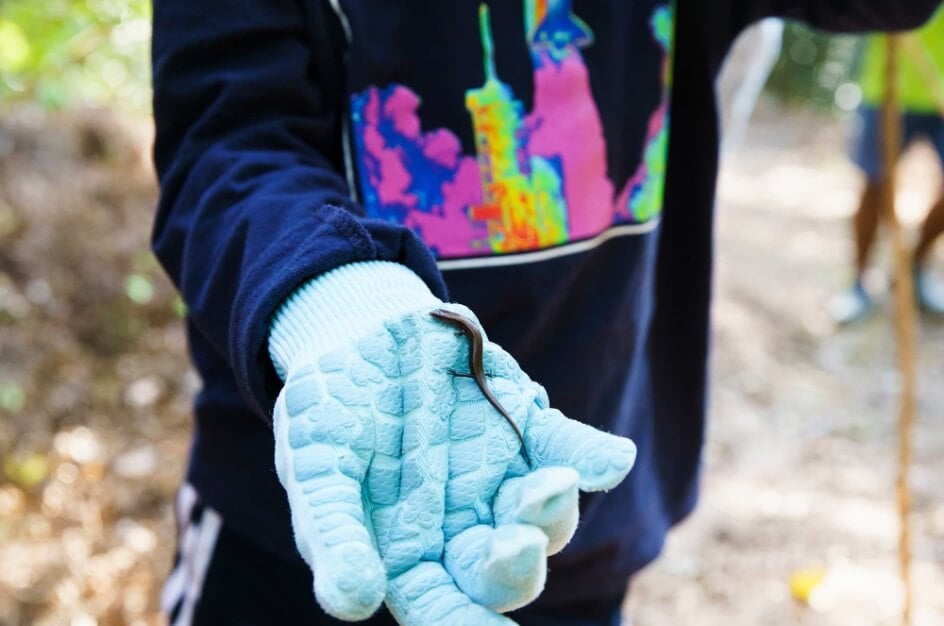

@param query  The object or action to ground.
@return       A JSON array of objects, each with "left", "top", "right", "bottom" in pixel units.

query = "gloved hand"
[{"left": 268, "top": 262, "right": 636, "bottom": 625}]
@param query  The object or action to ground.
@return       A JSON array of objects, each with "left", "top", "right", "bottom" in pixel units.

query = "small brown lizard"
[{"left": 430, "top": 309, "right": 531, "bottom": 467}]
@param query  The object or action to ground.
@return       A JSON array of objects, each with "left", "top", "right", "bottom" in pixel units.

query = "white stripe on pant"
[{"left": 161, "top": 484, "right": 222, "bottom": 626}]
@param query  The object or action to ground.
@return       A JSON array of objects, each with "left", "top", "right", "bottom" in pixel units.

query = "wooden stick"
[{"left": 880, "top": 34, "right": 918, "bottom": 626}]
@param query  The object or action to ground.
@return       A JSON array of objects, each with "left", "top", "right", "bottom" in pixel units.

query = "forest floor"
[
  {"left": 628, "top": 102, "right": 944, "bottom": 626},
  {"left": 0, "top": 100, "right": 942, "bottom": 626}
]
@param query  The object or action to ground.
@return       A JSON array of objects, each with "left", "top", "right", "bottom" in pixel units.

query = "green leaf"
[
  {"left": 172, "top": 295, "right": 188, "bottom": 318},
  {"left": 3, "top": 453, "right": 48, "bottom": 488},
  {"left": 125, "top": 273, "right": 154, "bottom": 304},
  {"left": 0, "top": 382, "right": 25, "bottom": 413},
  {"left": 0, "top": 20, "right": 31, "bottom": 72}
]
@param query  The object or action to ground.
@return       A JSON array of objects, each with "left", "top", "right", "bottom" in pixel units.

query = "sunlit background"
[
  {"left": 0, "top": 6, "right": 942, "bottom": 626},
  {"left": 0, "top": 2, "right": 150, "bottom": 110}
]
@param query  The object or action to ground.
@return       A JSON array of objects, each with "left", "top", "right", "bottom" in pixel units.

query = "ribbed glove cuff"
[{"left": 268, "top": 261, "right": 442, "bottom": 380}]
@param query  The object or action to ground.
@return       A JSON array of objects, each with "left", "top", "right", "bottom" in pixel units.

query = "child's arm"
[{"left": 151, "top": 0, "right": 446, "bottom": 419}]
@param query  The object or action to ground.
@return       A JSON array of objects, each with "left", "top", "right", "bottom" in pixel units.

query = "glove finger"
[
  {"left": 274, "top": 390, "right": 385, "bottom": 621},
  {"left": 493, "top": 467, "right": 579, "bottom": 555},
  {"left": 387, "top": 561, "right": 518, "bottom": 626},
  {"left": 299, "top": 471, "right": 387, "bottom": 621},
  {"left": 526, "top": 407, "right": 636, "bottom": 492},
  {"left": 443, "top": 523, "right": 548, "bottom": 613}
]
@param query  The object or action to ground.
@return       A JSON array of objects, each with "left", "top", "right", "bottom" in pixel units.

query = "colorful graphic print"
[{"left": 350, "top": 1, "right": 674, "bottom": 259}]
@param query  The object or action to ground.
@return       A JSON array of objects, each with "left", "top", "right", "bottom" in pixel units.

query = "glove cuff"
[{"left": 268, "top": 261, "right": 442, "bottom": 380}]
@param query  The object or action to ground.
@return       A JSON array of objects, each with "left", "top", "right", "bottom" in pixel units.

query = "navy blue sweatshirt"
[{"left": 151, "top": 0, "right": 938, "bottom": 606}]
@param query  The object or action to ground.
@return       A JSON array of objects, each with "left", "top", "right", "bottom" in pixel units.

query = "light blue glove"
[{"left": 268, "top": 262, "right": 636, "bottom": 625}]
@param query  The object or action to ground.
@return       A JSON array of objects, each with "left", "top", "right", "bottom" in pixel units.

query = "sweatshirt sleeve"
[
  {"left": 741, "top": 0, "right": 940, "bottom": 32},
  {"left": 151, "top": 0, "right": 448, "bottom": 419}
]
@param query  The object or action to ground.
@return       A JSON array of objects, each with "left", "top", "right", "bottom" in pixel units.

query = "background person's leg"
[
  {"left": 912, "top": 192, "right": 944, "bottom": 268},
  {"left": 831, "top": 179, "right": 883, "bottom": 325},
  {"left": 831, "top": 108, "right": 886, "bottom": 325},
  {"left": 854, "top": 179, "right": 885, "bottom": 280},
  {"left": 908, "top": 113, "right": 944, "bottom": 315},
  {"left": 831, "top": 108, "right": 942, "bottom": 324},
  {"left": 912, "top": 194, "right": 944, "bottom": 316}
]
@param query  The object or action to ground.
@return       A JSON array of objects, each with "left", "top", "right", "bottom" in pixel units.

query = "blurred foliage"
[
  {"left": 0, "top": 382, "right": 25, "bottom": 413},
  {"left": 766, "top": 22, "right": 863, "bottom": 112},
  {"left": 125, "top": 273, "right": 155, "bottom": 305},
  {"left": 3, "top": 451, "right": 49, "bottom": 489},
  {"left": 0, "top": 0, "right": 150, "bottom": 110}
]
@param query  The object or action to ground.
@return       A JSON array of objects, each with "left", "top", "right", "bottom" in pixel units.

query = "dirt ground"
[
  {"left": 628, "top": 103, "right": 944, "bottom": 626},
  {"left": 0, "top": 100, "right": 942, "bottom": 626}
]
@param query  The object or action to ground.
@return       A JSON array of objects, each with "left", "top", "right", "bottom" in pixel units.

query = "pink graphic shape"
[
  {"left": 526, "top": 49, "right": 614, "bottom": 239},
  {"left": 359, "top": 89, "right": 417, "bottom": 208}
]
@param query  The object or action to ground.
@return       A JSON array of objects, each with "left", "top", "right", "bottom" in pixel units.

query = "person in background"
[
  {"left": 832, "top": 6, "right": 944, "bottom": 324},
  {"left": 151, "top": 1, "right": 940, "bottom": 624}
]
